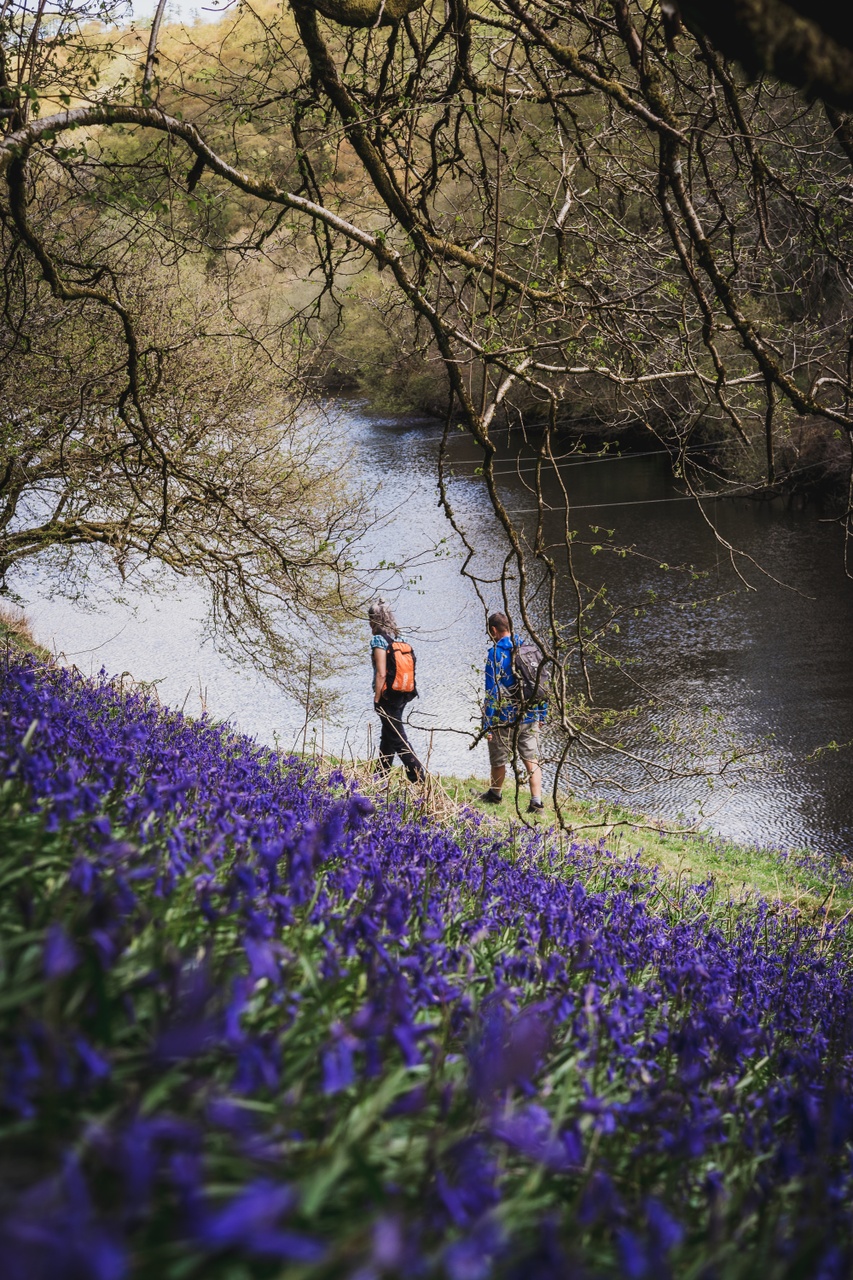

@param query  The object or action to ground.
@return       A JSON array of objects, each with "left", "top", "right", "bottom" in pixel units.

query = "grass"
[
  {"left": 323, "top": 759, "right": 853, "bottom": 919},
  {"left": 0, "top": 605, "right": 51, "bottom": 661}
]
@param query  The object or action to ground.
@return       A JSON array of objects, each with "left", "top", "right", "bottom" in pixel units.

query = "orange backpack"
[{"left": 381, "top": 635, "right": 418, "bottom": 700}]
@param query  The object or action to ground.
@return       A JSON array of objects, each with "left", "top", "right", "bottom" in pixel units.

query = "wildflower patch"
[{"left": 0, "top": 655, "right": 852, "bottom": 1277}]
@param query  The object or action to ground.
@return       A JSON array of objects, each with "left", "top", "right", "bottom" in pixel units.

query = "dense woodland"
[{"left": 2, "top": 0, "right": 853, "bottom": 729}]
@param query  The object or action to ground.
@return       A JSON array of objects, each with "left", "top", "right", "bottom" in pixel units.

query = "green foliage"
[
  {"left": 318, "top": 274, "right": 450, "bottom": 414},
  {"left": 4, "top": 663, "right": 853, "bottom": 1276}
]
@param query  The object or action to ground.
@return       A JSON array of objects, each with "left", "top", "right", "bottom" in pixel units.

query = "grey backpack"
[{"left": 511, "top": 641, "right": 551, "bottom": 704}]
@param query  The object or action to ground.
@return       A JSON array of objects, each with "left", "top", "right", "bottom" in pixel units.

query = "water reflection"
[{"left": 14, "top": 405, "right": 853, "bottom": 854}]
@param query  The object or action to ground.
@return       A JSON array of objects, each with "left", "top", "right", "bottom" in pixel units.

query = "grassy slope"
[
  {"left": 0, "top": 607, "right": 51, "bottom": 662},
  {"left": 7, "top": 659, "right": 853, "bottom": 1277},
  {"left": 346, "top": 766, "right": 853, "bottom": 919},
  {"left": 5, "top": 601, "right": 847, "bottom": 917}
]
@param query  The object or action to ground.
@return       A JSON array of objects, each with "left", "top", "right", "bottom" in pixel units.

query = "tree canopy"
[
  {"left": 2, "top": 0, "right": 852, "bottom": 759},
  {"left": 0, "top": 0, "right": 380, "bottom": 693},
  {"left": 676, "top": 1, "right": 853, "bottom": 110}
]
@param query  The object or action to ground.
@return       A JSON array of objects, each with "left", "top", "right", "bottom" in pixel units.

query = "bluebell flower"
[
  {"left": 616, "top": 1227, "right": 648, "bottom": 1279},
  {"left": 194, "top": 1180, "right": 324, "bottom": 1260},
  {"left": 43, "top": 924, "right": 79, "bottom": 979},
  {"left": 347, "top": 793, "right": 375, "bottom": 828},
  {"left": 435, "top": 1139, "right": 499, "bottom": 1227},
  {"left": 444, "top": 1216, "right": 504, "bottom": 1280},
  {"left": 322, "top": 1036, "right": 356, "bottom": 1094},
  {"left": 244, "top": 937, "right": 281, "bottom": 983},
  {"left": 644, "top": 1196, "right": 683, "bottom": 1258},
  {"left": 493, "top": 1104, "right": 583, "bottom": 1172}
]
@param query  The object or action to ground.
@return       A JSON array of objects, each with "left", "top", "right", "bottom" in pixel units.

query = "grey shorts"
[{"left": 488, "top": 722, "right": 540, "bottom": 769}]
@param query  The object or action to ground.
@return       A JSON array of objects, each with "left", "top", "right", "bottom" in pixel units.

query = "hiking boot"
[
  {"left": 527, "top": 800, "right": 545, "bottom": 815},
  {"left": 479, "top": 789, "right": 503, "bottom": 804}
]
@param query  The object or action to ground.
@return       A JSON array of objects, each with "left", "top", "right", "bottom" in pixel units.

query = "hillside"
[
  {"left": 1, "top": 654, "right": 853, "bottom": 1277},
  {"left": 36, "top": 4, "right": 852, "bottom": 482}
]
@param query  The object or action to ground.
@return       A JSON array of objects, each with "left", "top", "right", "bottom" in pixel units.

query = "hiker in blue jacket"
[{"left": 480, "top": 610, "right": 546, "bottom": 814}]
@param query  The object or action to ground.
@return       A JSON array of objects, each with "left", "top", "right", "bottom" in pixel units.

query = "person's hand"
[{"left": 487, "top": 732, "right": 492, "bottom": 741}]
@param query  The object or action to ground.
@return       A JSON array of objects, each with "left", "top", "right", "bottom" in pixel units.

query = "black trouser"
[{"left": 376, "top": 694, "right": 425, "bottom": 782}]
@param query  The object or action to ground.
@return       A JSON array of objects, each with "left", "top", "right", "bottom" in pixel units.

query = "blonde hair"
[{"left": 367, "top": 597, "right": 399, "bottom": 634}]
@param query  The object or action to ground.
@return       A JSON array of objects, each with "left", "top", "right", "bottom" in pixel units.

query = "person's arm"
[
  {"left": 483, "top": 647, "right": 498, "bottom": 730},
  {"left": 373, "top": 645, "right": 387, "bottom": 704}
]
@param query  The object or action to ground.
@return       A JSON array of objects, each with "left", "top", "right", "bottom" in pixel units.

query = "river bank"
[
  {"left": 323, "top": 359, "right": 850, "bottom": 504},
  {"left": 5, "top": 606, "right": 849, "bottom": 914},
  {"left": 318, "top": 761, "right": 853, "bottom": 919},
  {"left": 12, "top": 404, "right": 853, "bottom": 855}
]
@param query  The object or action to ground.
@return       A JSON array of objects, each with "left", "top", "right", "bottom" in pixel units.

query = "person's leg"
[
  {"left": 376, "top": 703, "right": 396, "bottom": 774},
  {"left": 380, "top": 698, "right": 425, "bottom": 782},
  {"left": 522, "top": 757, "right": 543, "bottom": 803},
  {"left": 518, "top": 726, "right": 543, "bottom": 808},
  {"left": 482, "top": 727, "right": 509, "bottom": 801}
]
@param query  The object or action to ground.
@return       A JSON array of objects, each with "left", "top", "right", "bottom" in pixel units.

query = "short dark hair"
[{"left": 488, "top": 611, "right": 510, "bottom": 633}]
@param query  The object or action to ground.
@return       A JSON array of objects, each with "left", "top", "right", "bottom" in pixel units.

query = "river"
[{"left": 12, "top": 405, "right": 853, "bottom": 855}]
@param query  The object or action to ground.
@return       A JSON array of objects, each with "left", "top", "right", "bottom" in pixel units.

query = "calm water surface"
[{"left": 14, "top": 406, "right": 853, "bottom": 854}]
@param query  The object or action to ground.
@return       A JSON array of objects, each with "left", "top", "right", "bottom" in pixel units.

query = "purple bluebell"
[{"left": 43, "top": 924, "right": 79, "bottom": 979}]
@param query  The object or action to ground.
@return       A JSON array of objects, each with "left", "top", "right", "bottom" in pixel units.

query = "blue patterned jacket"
[{"left": 483, "top": 634, "right": 548, "bottom": 728}]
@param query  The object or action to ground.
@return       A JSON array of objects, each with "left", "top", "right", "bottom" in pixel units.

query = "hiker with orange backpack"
[{"left": 368, "top": 598, "right": 426, "bottom": 783}]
